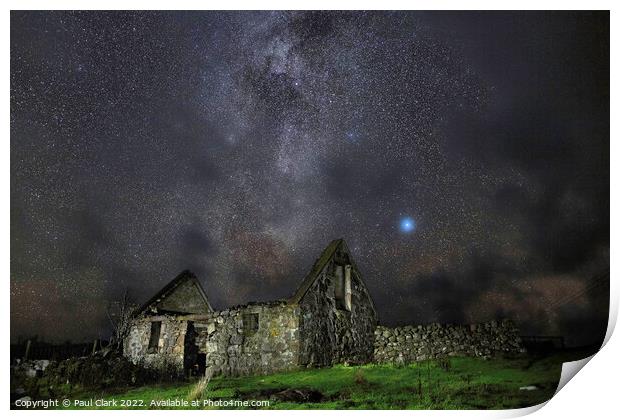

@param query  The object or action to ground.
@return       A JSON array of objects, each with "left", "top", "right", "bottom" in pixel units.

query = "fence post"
[
  {"left": 91, "top": 339, "right": 98, "bottom": 355},
  {"left": 23, "top": 339, "right": 31, "bottom": 361}
]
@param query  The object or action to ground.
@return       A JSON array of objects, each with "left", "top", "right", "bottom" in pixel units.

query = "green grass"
[{"left": 55, "top": 350, "right": 589, "bottom": 410}]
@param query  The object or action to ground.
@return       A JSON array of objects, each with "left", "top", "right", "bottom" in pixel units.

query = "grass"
[
  {"left": 186, "top": 373, "right": 211, "bottom": 402},
  {"left": 54, "top": 350, "right": 589, "bottom": 410}
]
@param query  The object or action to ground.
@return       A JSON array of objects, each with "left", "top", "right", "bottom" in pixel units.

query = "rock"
[
  {"left": 229, "top": 334, "right": 243, "bottom": 345},
  {"left": 271, "top": 388, "right": 325, "bottom": 403}
]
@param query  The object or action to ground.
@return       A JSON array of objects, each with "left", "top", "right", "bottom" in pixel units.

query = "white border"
[{"left": 3, "top": 2, "right": 616, "bottom": 420}]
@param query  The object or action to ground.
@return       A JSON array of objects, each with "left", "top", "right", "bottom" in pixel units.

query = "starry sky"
[{"left": 11, "top": 11, "right": 609, "bottom": 346}]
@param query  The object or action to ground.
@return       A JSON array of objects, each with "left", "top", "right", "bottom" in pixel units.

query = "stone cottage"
[{"left": 124, "top": 239, "right": 378, "bottom": 377}]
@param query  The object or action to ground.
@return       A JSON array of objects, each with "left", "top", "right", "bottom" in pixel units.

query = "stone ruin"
[
  {"left": 125, "top": 239, "right": 377, "bottom": 377},
  {"left": 124, "top": 239, "right": 524, "bottom": 377}
]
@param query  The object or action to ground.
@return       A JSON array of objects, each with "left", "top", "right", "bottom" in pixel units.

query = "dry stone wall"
[{"left": 374, "top": 320, "right": 525, "bottom": 363}]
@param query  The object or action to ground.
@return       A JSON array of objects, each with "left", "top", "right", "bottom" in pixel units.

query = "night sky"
[{"left": 11, "top": 11, "right": 609, "bottom": 346}]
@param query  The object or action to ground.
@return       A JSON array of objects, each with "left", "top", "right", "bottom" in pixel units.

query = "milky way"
[{"left": 11, "top": 11, "right": 609, "bottom": 345}]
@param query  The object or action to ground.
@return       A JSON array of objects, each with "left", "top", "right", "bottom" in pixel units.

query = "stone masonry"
[
  {"left": 373, "top": 320, "right": 525, "bottom": 363},
  {"left": 124, "top": 239, "right": 525, "bottom": 377},
  {"left": 124, "top": 239, "right": 379, "bottom": 377},
  {"left": 125, "top": 302, "right": 300, "bottom": 377},
  {"left": 297, "top": 245, "right": 377, "bottom": 367}
]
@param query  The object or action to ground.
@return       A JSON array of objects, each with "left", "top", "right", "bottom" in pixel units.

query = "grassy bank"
[{"left": 49, "top": 350, "right": 590, "bottom": 410}]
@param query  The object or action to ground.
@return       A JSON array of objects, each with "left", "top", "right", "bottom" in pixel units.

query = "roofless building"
[{"left": 123, "top": 239, "right": 378, "bottom": 377}]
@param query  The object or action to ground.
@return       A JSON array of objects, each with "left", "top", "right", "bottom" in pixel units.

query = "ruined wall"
[
  {"left": 193, "top": 302, "right": 300, "bottom": 377},
  {"left": 298, "top": 260, "right": 377, "bottom": 367},
  {"left": 124, "top": 315, "right": 187, "bottom": 372},
  {"left": 155, "top": 280, "right": 210, "bottom": 314},
  {"left": 124, "top": 303, "right": 301, "bottom": 377},
  {"left": 373, "top": 320, "right": 525, "bottom": 363}
]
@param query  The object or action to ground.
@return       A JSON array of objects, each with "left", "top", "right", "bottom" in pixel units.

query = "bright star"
[{"left": 399, "top": 217, "right": 416, "bottom": 233}]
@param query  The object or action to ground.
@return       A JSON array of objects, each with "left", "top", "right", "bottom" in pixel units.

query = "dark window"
[
  {"left": 242, "top": 313, "right": 259, "bottom": 336},
  {"left": 148, "top": 321, "right": 161, "bottom": 351}
]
